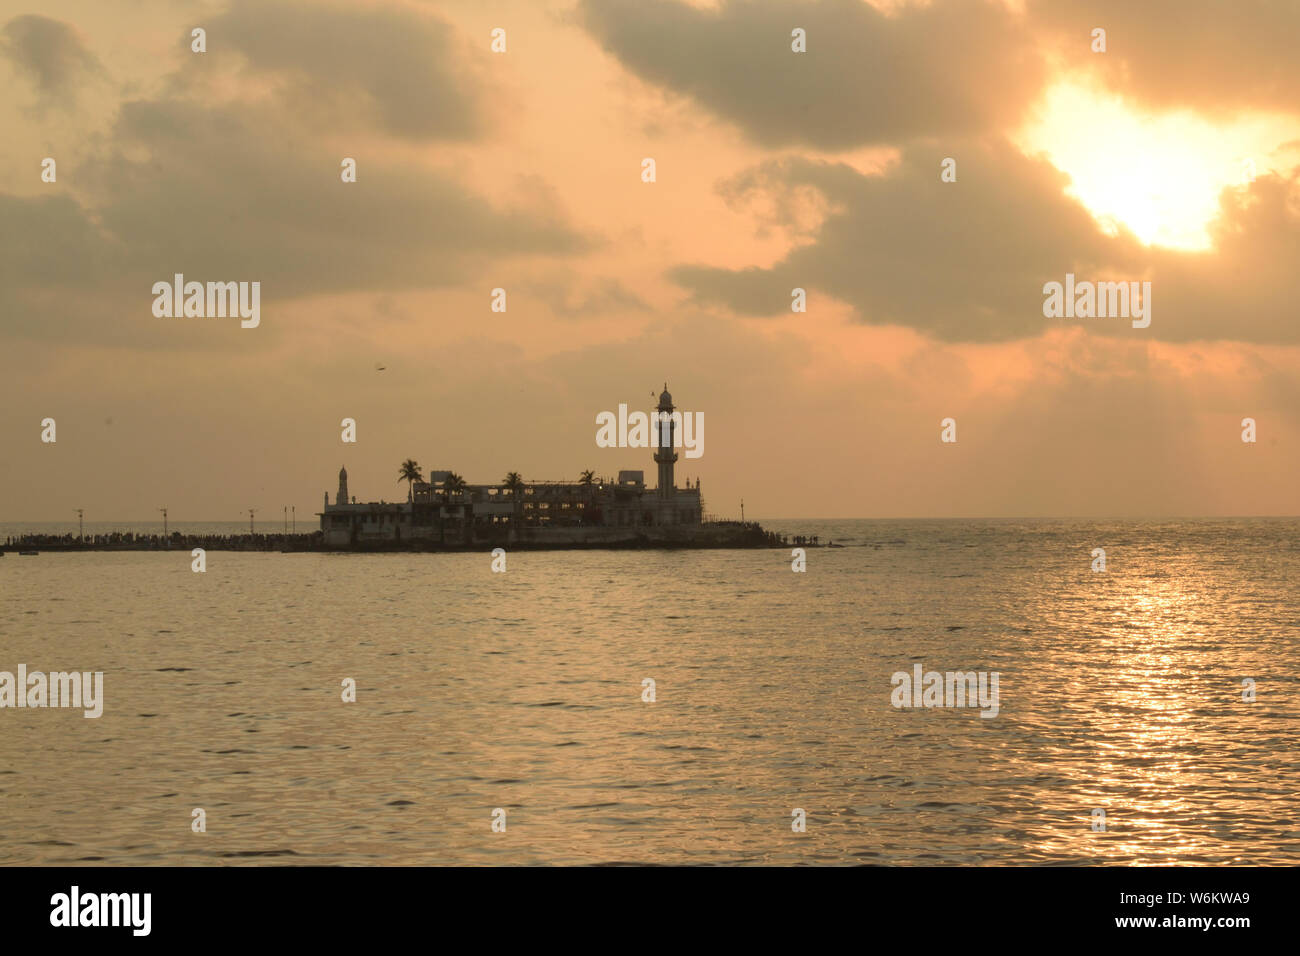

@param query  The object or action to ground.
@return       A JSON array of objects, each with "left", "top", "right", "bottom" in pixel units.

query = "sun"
[{"left": 1017, "top": 81, "right": 1296, "bottom": 252}]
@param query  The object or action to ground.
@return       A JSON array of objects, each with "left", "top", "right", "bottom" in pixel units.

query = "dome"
[
  {"left": 339, "top": 466, "right": 347, "bottom": 477},
  {"left": 658, "top": 383, "right": 673, "bottom": 406}
]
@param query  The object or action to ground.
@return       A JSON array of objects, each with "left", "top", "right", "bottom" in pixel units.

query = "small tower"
[
  {"left": 654, "top": 383, "right": 677, "bottom": 501},
  {"left": 336, "top": 466, "right": 349, "bottom": 506}
]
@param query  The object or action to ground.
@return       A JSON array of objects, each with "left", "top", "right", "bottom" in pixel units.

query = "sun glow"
[{"left": 1017, "top": 81, "right": 1297, "bottom": 252}]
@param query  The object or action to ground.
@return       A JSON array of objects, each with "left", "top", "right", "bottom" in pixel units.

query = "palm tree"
[
  {"left": 578, "top": 469, "right": 596, "bottom": 525},
  {"left": 443, "top": 470, "right": 467, "bottom": 515},
  {"left": 444, "top": 472, "right": 470, "bottom": 543},
  {"left": 398, "top": 459, "right": 423, "bottom": 502},
  {"left": 502, "top": 472, "right": 525, "bottom": 537},
  {"left": 503, "top": 472, "right": 525, "bottom": 500}
]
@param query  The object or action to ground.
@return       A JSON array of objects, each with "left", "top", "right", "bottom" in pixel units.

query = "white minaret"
[
  {"left": 336, "top": 466, "right": 349, "bottom": 506},
  {"left": 654, "top": 384, "right": 676, "bottom": 502}
]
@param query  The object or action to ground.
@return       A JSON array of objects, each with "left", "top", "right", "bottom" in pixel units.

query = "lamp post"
[
  {"left": 159, "top": 507, "right": 168, "bottom": 539},
  {"left": 248, "top": 508, "right": 257, "bottom": 534},
  {"left": 74, "top": 508, "right": 84, "bottom": 543}
]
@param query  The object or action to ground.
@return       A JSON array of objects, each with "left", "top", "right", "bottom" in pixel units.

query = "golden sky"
[{"left": 2, "top": 0, "right": 1299, "bottom": 520}]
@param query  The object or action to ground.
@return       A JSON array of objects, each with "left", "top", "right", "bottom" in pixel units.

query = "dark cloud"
[
  {"left": 672, "top": 138, "right": 1143, "bottom": 341},
  {"left": 1027, "top": 0, "right": 1300, "bottom": 117},
  {"left": 206, "top": 0, "right": 489, "bottom": 141},
  {"left": 579, "top": 0, "right": 1300, "bottom": 147},
  {"left": 95, "top": 98, "right": 585, "bottom": 293},
  {"left": 0, "top": 1, "right": 587, "bottom": 349},
  {"left": 0, "top": 193, "right": 120, "bottom": 288},
  {"left": 1145, "top": 171, "right": 1300, "bottom": 343},
  {"left": 0, "top": 14, "right": 101, "bottom": 105},
  {"left": 0, "top": 98, "right": 588, "bottom": 347},
  {"left": 670, "top": 139, "right": 1300, "bottom": 344},
  {"left": 578, "top": 0, "right": 1046, "bottom": 149}
]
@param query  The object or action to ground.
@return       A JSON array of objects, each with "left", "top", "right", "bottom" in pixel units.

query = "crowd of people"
[
  {"left": 3, "top": 531, "right": 323, "bottom": 550},
  {"left": 4, "top": 524, "right": 814, "bottom": 551}
]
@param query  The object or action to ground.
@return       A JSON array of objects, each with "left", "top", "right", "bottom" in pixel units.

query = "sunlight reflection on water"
[{"left": 1, "top": 518, "right": 1297, "bottom": 864}]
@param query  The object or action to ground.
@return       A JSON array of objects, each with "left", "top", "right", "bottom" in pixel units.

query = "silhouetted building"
[{"left": 318, "top": 385, "right": 705, "bottom": 545}]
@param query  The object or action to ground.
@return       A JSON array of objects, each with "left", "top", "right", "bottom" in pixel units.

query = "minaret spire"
[
  {"left": 336, "top": 466, "right": 349, "bottom": 506},
  {"left": 654, "top": 383, "right": 677, "bottom": 504}
]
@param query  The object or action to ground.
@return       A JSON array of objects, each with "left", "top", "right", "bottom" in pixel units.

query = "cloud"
[
  {"left": 578, "top": 0, "right": 1046, "bottom": 149},
  {"left": 519, "top": 272, "right": 651, "bottom": 318},
  {"left": 670, "top": 139, "right": 1300, "bottom": 344},
  {"left": 1027, "top": 0, "right": 1300, "bottom": 118},
  {"left": 0, "top": 1, "right": 591, "bottom": 349},
  {"left": 671, "top": 138, "right": 1144, "bottom": 342},
  {"left": 99, "top": 98, "right": 585, "bottom": 291},
  {"left": 0, "top": 96, "right": 589, "bottom": 347},
  {"left": 0, "top": 14, "right": 101, "bottom": 105},
  {"left": 203, "top": 0, "right": 491, "bottom": 141},
  {"left": 1145, "top": 171, "right": 1300, "bottom": 343}
]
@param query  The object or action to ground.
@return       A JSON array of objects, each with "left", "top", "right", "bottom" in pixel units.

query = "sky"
[{"left": 2, "top": 0, "right": 1299, "bottom": 522}]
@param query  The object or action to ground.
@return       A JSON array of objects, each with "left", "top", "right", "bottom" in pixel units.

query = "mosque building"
[{"left": 319, "top": 385, "right": 705, "bottom": 546}]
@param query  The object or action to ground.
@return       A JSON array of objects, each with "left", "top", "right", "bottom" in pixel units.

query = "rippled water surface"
[{"left": 1, "top": 518, "right": 1297, "bottom": 865}]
